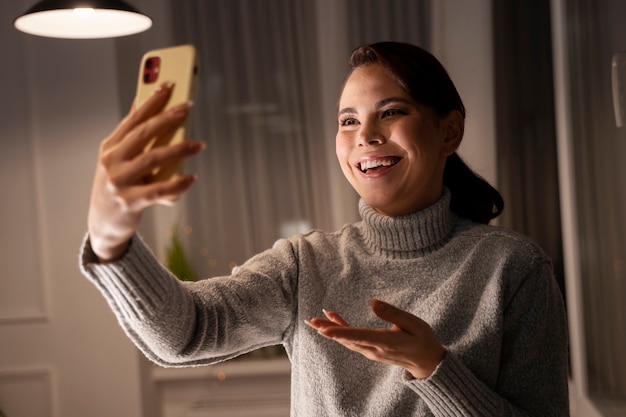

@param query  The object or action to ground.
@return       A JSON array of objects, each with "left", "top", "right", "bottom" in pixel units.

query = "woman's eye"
[
  {"left": 382, "top": 108, "right": 405, "bottom": 118},
  {"left": 339, "top": 117, "right": 358, "bottom": 127}
]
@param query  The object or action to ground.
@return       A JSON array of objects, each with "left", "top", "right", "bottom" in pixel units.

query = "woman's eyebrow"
[
  {"left": 338, "top": 107, "right": 356, "bottom": 117},
  {"left": 338, "top": 97, "right": 413, "bottom": 117},
  {"left": 376, "top": 97, "right": 413, "bottom": 108}
]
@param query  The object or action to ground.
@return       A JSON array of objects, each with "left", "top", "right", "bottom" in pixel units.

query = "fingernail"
[
  {"left": 372, "top": 299, "right": 385, "bottom": 311},
  {"left": 156, "top": 80, "right": 174, "bottom": 94}
]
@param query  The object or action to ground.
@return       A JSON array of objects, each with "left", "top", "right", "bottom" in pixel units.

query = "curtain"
[
  {"left": 345, "top": 0, "right": 431, "bottom": 47},
  {"left": 167, "top": 0, "right": 431, "bottom": 278},
  {"left": 492, "top": 2, "right": 565, "bottom": 295}
]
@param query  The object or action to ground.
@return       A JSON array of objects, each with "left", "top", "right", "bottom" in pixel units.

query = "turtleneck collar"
[{"left": 358, "top": 188, "right": 457, "bottom": 258}]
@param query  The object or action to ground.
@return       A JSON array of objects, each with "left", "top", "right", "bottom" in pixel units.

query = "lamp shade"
[{"left": 14, "top": 0, "right": 152, "bottom": 39}]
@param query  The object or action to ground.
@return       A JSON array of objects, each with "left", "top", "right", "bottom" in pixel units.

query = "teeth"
[{"left": 360, "top": 159, "right": 397, "bottom": 172}]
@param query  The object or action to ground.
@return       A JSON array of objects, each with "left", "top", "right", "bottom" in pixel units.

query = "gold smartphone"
[{"left": 135, "top": 44, "right": 199, "bottom": 182}]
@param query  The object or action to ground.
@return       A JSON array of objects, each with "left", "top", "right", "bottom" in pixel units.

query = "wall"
[
  {"left": 0, "top": 0, "right": 182, "bottom": 415},
  {"left": 432, "top": 0, "right": 497, "bottom": 187},
  {"left": 0, "top": 1, "right": 144, "bottom": 416}
]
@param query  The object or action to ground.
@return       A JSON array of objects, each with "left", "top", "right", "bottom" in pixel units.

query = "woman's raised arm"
[{"left": 87, "top": 82, "right": 204, "bottom": 262}]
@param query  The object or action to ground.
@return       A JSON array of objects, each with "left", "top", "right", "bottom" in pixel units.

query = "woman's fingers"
[
  {"left": 311, "top": 320, "right": 393, "bottom": 346},
  {"left": 308, "top": 301, "right": 425, "bottom": 340},
  {"left": 323, "top": 309, "right": 350, "bottom": 326},
  {"left": 306, "top": 301, "right": 445, "bottom": 379},
  {"left": 103, "top": 81, "right": 173, "bottom": 150},
  {"left": 119, "top": 174, "right": 199, "bottom": 211},
  {"left": 114, "top": 140, "right": 205, "bottom": 186},
  {"left": 369, "top": 299, "right": 425, "bottom": 334},
  {"left": 113, "top": 101, "right": 192, "bottom": 162}
]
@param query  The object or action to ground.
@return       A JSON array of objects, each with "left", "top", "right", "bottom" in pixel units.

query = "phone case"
[{"left": 136, "top": 44, "right": 198, "bottom": 182}]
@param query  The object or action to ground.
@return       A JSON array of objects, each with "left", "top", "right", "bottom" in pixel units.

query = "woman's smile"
[{"left": 356, "top": 155, "right": 402, "bottom": 175}]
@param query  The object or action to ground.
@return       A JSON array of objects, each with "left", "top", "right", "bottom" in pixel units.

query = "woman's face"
[{"left": 336, "top": 63, "right": 462, "bottom": 217}]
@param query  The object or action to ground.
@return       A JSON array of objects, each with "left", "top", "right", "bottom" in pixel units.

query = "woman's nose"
[{"left": 358, "top": 120, "right": 385, "bottom": 146}]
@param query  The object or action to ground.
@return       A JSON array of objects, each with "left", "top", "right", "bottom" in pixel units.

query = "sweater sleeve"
[
  {"left": 404, "top": 260, "right": 569, "bottom": 416},
  {"left": 79, "top": 233, "right": 298, "bottom": 367}
]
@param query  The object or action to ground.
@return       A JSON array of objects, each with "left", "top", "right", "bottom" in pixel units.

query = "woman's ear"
[{"left": 441, "top": 110, "right": 464, "bottom": 156}]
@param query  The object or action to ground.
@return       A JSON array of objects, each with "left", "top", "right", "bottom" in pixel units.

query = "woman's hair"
[{"left": 346, "top": 42, "right": 504, "bottom": 224}]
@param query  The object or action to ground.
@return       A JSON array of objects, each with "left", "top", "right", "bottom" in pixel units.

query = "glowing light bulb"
[{"left": 73, "top": 8, "right": 95, "bottom": 18}]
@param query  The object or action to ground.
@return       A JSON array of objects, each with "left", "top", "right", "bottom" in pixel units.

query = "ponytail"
[{"left": 443, "top": 153, "right": 504, "bottom": 224}]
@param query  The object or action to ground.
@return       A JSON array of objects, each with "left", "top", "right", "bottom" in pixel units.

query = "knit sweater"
[{"left": 79, "top": 190, "right": 569, "bottom": 416}]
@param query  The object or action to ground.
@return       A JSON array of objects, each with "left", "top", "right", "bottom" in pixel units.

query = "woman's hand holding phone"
[{"left": 87, "top": 82, "right": 205, "bottom": 262}]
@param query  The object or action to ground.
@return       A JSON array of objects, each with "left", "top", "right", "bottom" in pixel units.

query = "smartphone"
[{"left": 135, "top": 44, "right": 199, "bottom": 182}]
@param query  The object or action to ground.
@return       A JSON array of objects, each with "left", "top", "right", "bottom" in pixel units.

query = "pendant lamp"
[{"left": 14, "top": 0, "right": 152, "bottom": 39}]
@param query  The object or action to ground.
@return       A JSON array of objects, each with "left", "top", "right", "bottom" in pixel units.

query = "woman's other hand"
[
  {"left": 306, "top": 299, "right": 445, "bottom": 379},
  {"left": 87, "top": 82, "right": 205, "bottom": 262}
]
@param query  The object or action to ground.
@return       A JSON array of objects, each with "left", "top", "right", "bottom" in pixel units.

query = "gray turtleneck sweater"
[{"left": 80, "top": 190, "right": 569, "bottom": 416}]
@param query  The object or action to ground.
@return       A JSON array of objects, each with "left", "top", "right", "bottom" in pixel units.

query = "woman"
[{"left": 81, "top": 42, "right": 569, "bottom": 416}]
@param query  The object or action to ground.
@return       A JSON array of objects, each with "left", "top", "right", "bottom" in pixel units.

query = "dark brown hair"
[{"left": 346, "top": 42, "right": 503, "bottom": 224}]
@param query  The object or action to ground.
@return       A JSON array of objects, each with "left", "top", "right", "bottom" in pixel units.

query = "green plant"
[{"left": 165, "top": 226, "right": 197, "bottom": 282}]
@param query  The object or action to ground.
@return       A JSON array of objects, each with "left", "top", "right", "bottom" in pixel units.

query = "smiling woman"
[{"left": 80, "top": 37, "right": 569, "bottom": 415}]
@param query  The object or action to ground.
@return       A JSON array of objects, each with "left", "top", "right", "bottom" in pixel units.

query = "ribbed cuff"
[
  {"left": 79, "top": 233, "right": 175, "bottom": 322},
  {"left": 404, "top": 352, "right": 500, "bottom": 416}
]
